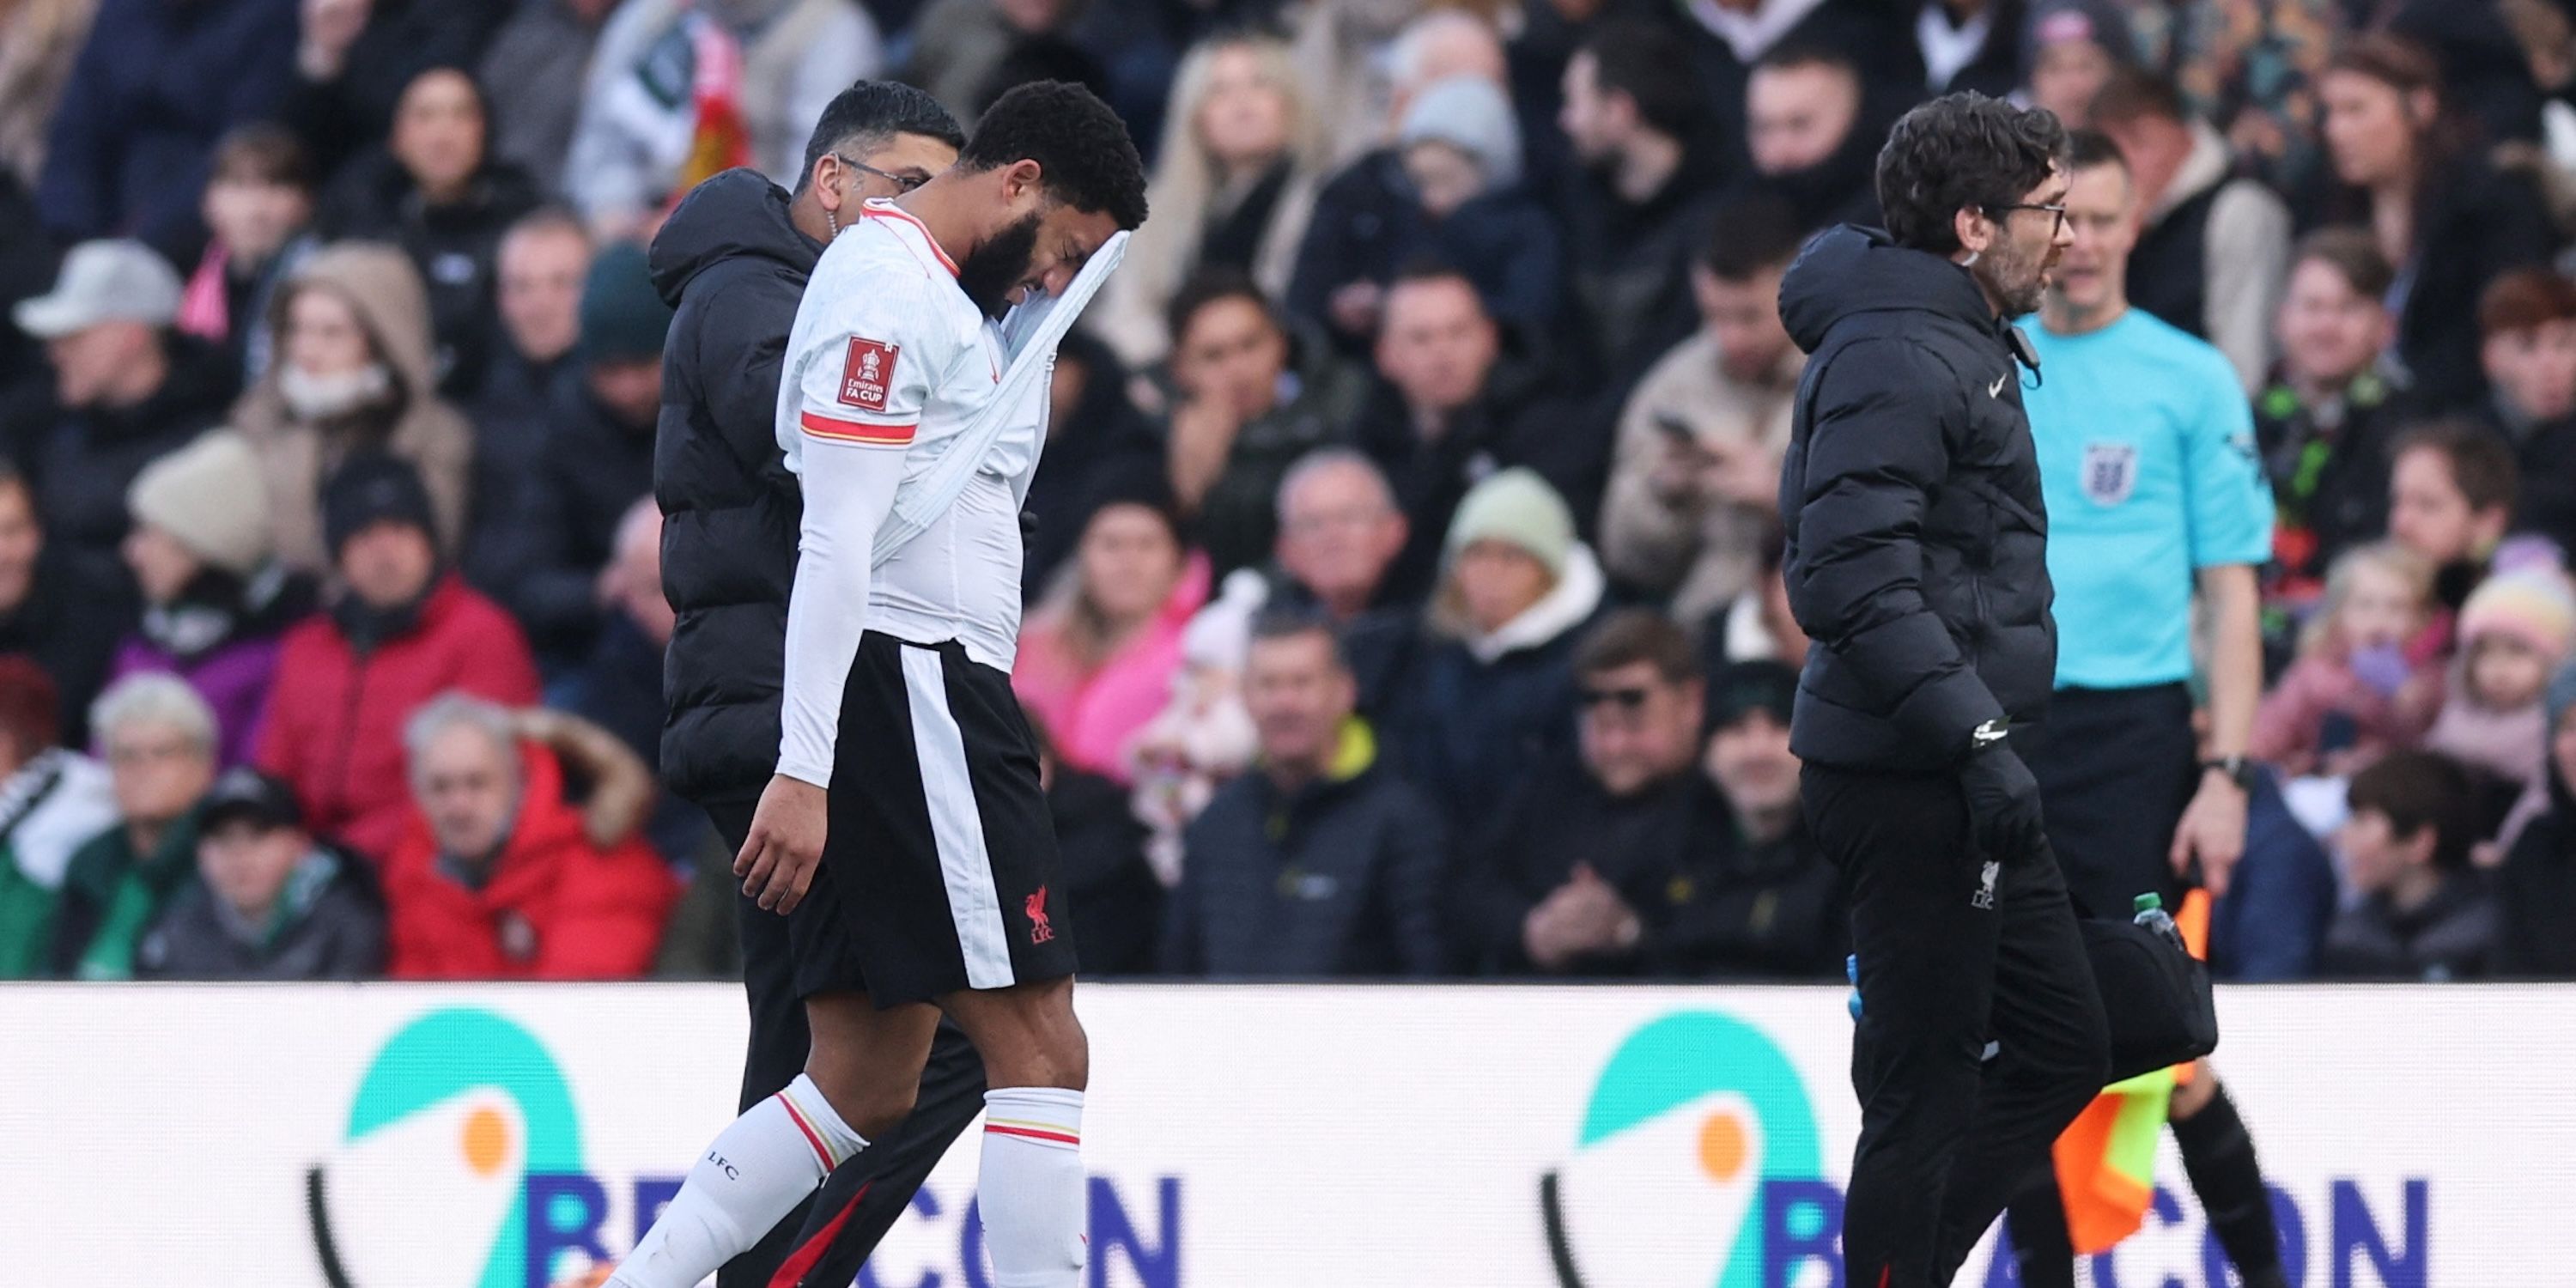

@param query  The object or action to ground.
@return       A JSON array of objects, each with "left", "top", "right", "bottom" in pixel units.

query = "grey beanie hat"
[{"left": 1400, "top": 75, "right": 1524, "bottom": 191}]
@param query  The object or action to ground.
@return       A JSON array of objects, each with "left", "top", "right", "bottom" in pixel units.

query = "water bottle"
[
  {"left": 2133, "top": 893, "right": 2186, "bottom": 954},
  {"left": 1845, "top": 954, "right": 1862, "bottom": 1022}
]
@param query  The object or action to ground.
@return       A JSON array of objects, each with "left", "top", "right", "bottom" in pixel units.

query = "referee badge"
[{"left": 2080, "top": 441, "right": 2137, "bottom": 507}]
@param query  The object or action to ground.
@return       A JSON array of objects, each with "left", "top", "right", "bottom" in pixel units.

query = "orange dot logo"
[
  {"left": 462, "top": 1105, "right": 510, "bottom": 1176},
  {"left": 1697, "top": 1111, "right": 1748, "bottom": 1182}
]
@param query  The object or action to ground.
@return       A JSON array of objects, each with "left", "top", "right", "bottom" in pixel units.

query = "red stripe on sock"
[
  {"left": 765, "top": 1181, "right": 870, "bottom": 1288},
  {"left": 984, "top": 1122, "right": 1080, "bottom": 1145},
  {"left": 775, "top": 1095, "right": 835, "bottom": 1169}
]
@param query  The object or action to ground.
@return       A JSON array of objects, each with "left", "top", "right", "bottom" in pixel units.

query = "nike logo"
[{"left": 1988, "top": 374, "right": 2008, "bottom": 398}]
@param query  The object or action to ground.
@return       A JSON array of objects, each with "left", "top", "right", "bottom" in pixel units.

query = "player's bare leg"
[
  {"left": 942, "top": 976, "right": 1091, "bottom": 1287},
  {"left": 605, "top": 992, "right": 940, "bottom": 1288}
]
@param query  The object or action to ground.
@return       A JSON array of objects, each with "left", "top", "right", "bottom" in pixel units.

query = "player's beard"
[{"left": 958, "top": 211, "right": 1042, "bottom": 319}]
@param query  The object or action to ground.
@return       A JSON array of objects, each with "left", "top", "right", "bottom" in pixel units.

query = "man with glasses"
[
  {"left": 646, "top": 81, "right": 970, "bottom": 1288},
  {"left": 1777, "top": 93, "right": 2109, "bottom": 1287},
  {"left": 2004, "top": 131, "right": 2285, "bottom": 1288},
  {"left": 1453, "top": 610, "right": 1710, "bottom": 975}
]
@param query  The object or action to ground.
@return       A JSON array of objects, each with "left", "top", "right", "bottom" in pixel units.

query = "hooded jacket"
[
  {"left": 1777, "top": 225, "right": 2056, "bottom": 771},
  {"left": 228, "top": 243, "right": 476, "bottom": 573},
  {"left": 314, "top": 149, "right": 544, "bottom": 398},
  {"left": 647, "top": 168, "right": 820, "bottom": 805},
  {"left": 253, "top": 575, "right": 541, "bottom": 863},
  {"left": 381, "top": 740, "right": 678, "bottom": 979},
  {"left": 1396, "top": 545, "right": 1607, "bottom": 825}
]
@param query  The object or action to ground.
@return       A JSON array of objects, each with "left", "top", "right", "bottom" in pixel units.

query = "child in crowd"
[
  {"left": 2426, "top": 560, "right": 2576, "bottom": 813},
  {"left": 2318, "top": 750, "right": 2497, "bottom": 980},
  {"left": 2251, "top": 542, "right": 2444, "bottom": 778}
]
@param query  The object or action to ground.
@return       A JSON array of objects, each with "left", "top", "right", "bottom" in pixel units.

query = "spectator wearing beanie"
[
  {"left": 2425, "top": 561, "right": 2576, "bottom": 807},
  {"left": 485, "top": 240, "right": 672, "bottom": 671},
  {"left": 2497, "top": 661, "right": 2576, "bottom": 976},
  {"left": 230, "top": 242, "right": 474, "bottom": 576},
  {"left": 380, "top": 693, "right": 677, "bottom": 979},
  {"left": 1393, "top": 467, "right": 1607, "bottom": 828},
  {"left": 253, "top": 453, "right": 538, "bottom": 866},
  {"left": 111, "top": 430, "right": 313, "bottom": 768},
  {"left": 1382, "top": 76, "right": 1563, "bottom": 340},
  {"left": 0, "top": 659, "right": 115, "bottom": 978}
]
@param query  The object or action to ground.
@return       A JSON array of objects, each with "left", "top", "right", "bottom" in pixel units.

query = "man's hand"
[
  {"left": 2170, "top": 774, "right": 2247, "bottom": 897},
  {"left": 299, "top": 0, "right": 372, "bottom": 79},
  {"left": 1959, "top": 740, "right": 2044, "bottom": 861},
  {"left": 1702, "top": 440, "right": 1782, "bottom": 511},
  {"left": 737, "top": 774, "right": 829, "bottom": 914},
  {"left": 1165, "top": 397, "right": 1239, "bottom": 513}
]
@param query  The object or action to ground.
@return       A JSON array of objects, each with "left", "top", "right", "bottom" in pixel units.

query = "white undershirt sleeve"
[{"left": 776, "top": 436, "right": 906, "bottom": 788}]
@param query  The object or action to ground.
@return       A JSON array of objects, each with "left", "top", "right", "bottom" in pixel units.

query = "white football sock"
[
  {"left": 978, "top": 1087, "right": 1088, "bottom": 1288},
  {"left": 608, "top": 1074, "right": 866, "bottom": 1288}
]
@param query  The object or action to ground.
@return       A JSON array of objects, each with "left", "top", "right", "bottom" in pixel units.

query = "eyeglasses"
[
  {"left": 833, "top": 153, "right": 929, "bottom": 193},
  {"left": 1989, "top": 202, "right": 2069, "bottom": 234},
  {"left": 1578, "top": 685, "right": 1655, "bottom": 711}
]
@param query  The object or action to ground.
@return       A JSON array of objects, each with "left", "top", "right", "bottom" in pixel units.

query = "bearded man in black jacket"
[
  {"left": 647, "top": 82, "right": 977, "bottom": 1288},
  {"left": 1777, "top": 93, "right": 2110, "bottom": 1288}
]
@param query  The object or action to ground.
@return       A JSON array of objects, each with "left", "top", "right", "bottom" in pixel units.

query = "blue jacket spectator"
[
  {"left": 35, "top": 0, "right": 298, "bottom": 259},
  {"left": 1394, "top": 469, "right": 1606, "bottom": 829},
  {"left": 1163, "top": 613, "right": 1445, "bottom": 977},
  {"left": 2208, "top": 768, "right": 2339, "bottom": 981}
]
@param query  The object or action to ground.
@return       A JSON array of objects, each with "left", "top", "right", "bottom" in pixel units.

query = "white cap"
[{"left": 12, "top": 240, "right": 183, "bottom": 339}]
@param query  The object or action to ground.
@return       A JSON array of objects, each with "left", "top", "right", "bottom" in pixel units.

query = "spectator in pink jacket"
[
  {"left": 1015, "top": 499, "right": 1210, "bottom": 784},
  {"left": 2252, "top": 541, "right": 2445, "bottom": 777}
]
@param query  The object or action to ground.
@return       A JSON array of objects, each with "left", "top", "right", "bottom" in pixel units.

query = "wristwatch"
[
  {"left": 1970, "top": 717, "right": 2009, "bottom": 754},
  {"left": 2200, "top": 755, "right": 2255, "bottom": 791}
]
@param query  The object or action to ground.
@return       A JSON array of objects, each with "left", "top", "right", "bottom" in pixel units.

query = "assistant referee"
[
  {"left": 2003, "top": 131, "right": 2286, "bottom": 1288},
  {"left": 1777, "top": 94, "right": 2109, "bottom": 1288}
]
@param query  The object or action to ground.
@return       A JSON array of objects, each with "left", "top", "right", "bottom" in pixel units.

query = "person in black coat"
[
  {"left": 0, "top": 463, "right": 134, "bottom": 752},
  {"left": 8, "top": 240, "right": 237, "bottom": 569},
  {"left": 2318, "top": 750, "right": 2500, "bottom": 980},
  {"left": 642, "top": 83, "right": 986, "bottom": 1288},
  {"left": 1034, "top": 721, "right": 1162, "bottom": 977},
  {"left": 282, "top": 0, "right": 516, "bottom": 182},
  {"left": 316, "top": 67, "right": 543, "bottom": 398},
  {"left": 493, "top": 242, "right": 668, "bottom": 671},
  {"left": 34, "top": 0, "right": 299, "bottom": 262},
  {"left": 1453, "top": 609, "right": 1711, "bottom": 975},
  {"left": 1736, "top": 45, "right": 1885, "bottom": 234},
  {"left": 2312, "top": 34, "right": 2557, "bottom": 412},
  {"left": 1352, "top": 266, "right": 1589, "bottom": 598},
  {"left": 2497, "top": 663, "right": 2576, "bottom": 977},
  {"left": 2473, "top": 267, "right": 2576, "bottom": 559},
  {"left": 1163, "top": 611, "right": 1446, "bottom": 977},
  {"left": 1777, "top": 95, "right": 2108, "bottom": 1288}
]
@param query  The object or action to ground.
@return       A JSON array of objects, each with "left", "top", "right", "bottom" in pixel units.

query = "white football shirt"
[{"left": 772, "top": 199, "right": 1047, "bottom": 787}]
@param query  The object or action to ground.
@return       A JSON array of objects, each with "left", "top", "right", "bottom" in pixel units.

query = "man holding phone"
[{"left": 1601, "top": 192, "right": 1809, "bottom": 625}]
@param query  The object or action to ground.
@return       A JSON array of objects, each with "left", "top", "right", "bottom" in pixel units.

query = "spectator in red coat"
[
  {"left": 381, "top": 692, "right": 676, "bottom": 979},
  {"left": 253, "top": 453, "right": 538, "bottom": 864}
]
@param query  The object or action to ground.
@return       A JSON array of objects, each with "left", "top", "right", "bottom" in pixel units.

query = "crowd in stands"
[{"left": 3, "top": 0, "right": 2576, "bottom": 983}]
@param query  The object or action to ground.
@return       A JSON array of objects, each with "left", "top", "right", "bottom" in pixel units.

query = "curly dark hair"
[
  {"left": 1875, "top": 92, "right": 2068, "bottom": 254},
  {"left": 797, "top": 81, "right": 966, "bottom": 194},
  {"left": 959, "top": 80, "right": 1150, "bottom": 229}
]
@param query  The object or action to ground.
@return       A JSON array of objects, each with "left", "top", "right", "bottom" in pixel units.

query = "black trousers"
[
  {"left": 1803, "top": 762, "right": 2111, "bottom": 1288},
  {"left": 2004, "top": 684, "right": 2283, "bottom": 1287},
  {"left": 707, "top": 799, "right": 990, "bottom": 1288}
]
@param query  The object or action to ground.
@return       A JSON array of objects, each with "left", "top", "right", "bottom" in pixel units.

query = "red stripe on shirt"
[
  {"left": 800, "top": 410, "right": 915, "bottom": 447},
  {"left": 985, "top": 1122, "right": 1081, "bottom": 1145},
  {"left": 860, "top": 201, "right": 960, "bottom": 276}
]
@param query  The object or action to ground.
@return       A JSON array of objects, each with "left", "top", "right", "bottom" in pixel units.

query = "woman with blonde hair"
[{"left": 1091, "top": 34, "right": 1330, "bottom": 366}]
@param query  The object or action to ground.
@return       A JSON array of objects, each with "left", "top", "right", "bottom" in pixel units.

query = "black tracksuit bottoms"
[
  {"left": 1802, "top": 761, "right": 2111, "bottom": 1288},
  {"left": 706, "top": 799, "right": 989, "bottom": 1288}
]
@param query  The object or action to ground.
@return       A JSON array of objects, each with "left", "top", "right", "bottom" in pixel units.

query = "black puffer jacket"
[
  {"left": 1777, "top": 226, "right": 2056, "bottom": 772},
  {"left": 647, "top": 169, "right": 822, "bottom": 806}
]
